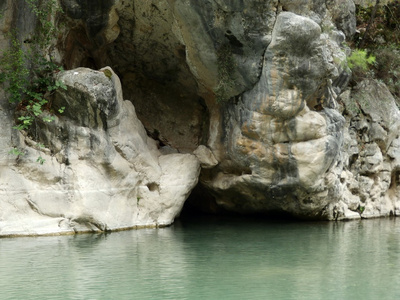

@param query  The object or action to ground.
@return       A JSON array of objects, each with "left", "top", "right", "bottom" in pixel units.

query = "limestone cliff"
[
  {"left": 0, "top": 0, "right": 398, "bottom": 236},
  {"left": 0, "top": 66, "right": 200, "bottom": 236}
]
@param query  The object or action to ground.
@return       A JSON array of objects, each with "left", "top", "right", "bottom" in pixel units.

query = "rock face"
[
  {"left": 0, "top": 0, "right": 399, "bottom": 236},
  {"left": 0, "top": 67, "right": 200, "bottom": 236},
  {"left": 60, "top": 0, "right": 209, "bottom": 153},
  {"left": 334, "top": 80, "right": 400, "bottom": 219},
  {"left": 198, "top": 11, "right": 348, "bottom": 218}
]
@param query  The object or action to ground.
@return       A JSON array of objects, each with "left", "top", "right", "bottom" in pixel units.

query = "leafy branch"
[
  {"left": 347, "top": 49, "right": 376, "bottom": 71},
  {"left": 0, "top": 0, "right": 66, "bottom": 162}
]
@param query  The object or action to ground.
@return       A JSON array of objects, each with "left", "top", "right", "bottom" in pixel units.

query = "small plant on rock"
[
  {"left": 346, "top": 49, "right": 376, "bottom": 84},
  {"left": 347, "top": 49, "right": 376, "bottom": 71}
]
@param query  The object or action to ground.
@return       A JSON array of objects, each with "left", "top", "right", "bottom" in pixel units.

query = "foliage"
[
  {"left": 8, "top": 148, "right": 25, "bottom": 157},
  {"left": 0, "top": 35, "right": 29, "bottom": 104},
  {"left": 25, "top": 0, "right": 63, "bottom": 49},
  {"left": 347, "top": 49, "right": 376, "bottom": 71},
  {"left": 0, "top": 0, "right": 66, "bottom": 161},
  {"left": 345, "top": 49, "right": 376, "bottom": 85},
  {"left": 36, "top": 156, "right": 46, "bottom": 165},
  {"left": 355, "top": 1, "right": 400, "bottom": 48},
  {"left": 350, "top": 1, "right": 400, "bottom": 99}
]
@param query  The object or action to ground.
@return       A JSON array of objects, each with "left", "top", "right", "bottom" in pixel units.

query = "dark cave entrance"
[{"left": 179, "top": 184, "right": 299, "bottom": 221}]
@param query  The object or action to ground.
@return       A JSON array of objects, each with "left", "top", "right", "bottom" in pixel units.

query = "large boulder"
[
  {"left": 194, "top": 12, "right": 347, "bottom": 218},
  {"left": 0, "top": 68, "right": 200, "bottom": 236}
]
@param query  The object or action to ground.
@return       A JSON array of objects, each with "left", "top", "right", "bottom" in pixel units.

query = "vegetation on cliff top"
[{"left": 350, "top": 0, "right": 400, "bottom": 99}]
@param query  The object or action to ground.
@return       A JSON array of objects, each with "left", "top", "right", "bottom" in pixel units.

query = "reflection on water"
[{"left": 1, "top": 217, "right": 400, "bottom": 300}]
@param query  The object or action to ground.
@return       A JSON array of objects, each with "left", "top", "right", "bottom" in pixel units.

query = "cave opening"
[{"left": 179, "top": 184, "right": 301, "bottom": 222}]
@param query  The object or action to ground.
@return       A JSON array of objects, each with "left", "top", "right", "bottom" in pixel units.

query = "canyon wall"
[{"left": 0, "top": 0, "right": 399, "bottom": 236}]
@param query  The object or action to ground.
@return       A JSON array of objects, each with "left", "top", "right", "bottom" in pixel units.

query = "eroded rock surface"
[
  {"left": 0, "top": 68, "right": 200, "bottom": 236},
  {"left": 183, "top": 8, "right": 350, "bottom": 218},
  {"left": 1, "top": 0, "right": 399, "bottom": 236},
  {"left": 333, "top": 80, "right": 400, "bottom": 219}
]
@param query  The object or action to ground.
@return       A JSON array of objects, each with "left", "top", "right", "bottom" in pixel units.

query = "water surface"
[{"left": 1, "top": 216, "right": 399, "bottom": 299}]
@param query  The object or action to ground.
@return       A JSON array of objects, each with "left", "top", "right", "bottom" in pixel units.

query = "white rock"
[
  {"left": 0, "top": 68, "right": 200, "bottom": 236},
  {"left": 193, "top": 145, "right": 218, "bottom": 169}
]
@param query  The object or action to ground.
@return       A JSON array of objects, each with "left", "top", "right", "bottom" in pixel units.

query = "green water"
[{"left": 1, "top": 217, "right": 400, "bottom": 300}]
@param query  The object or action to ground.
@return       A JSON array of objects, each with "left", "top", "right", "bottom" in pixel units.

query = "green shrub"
[
  {"left": 352, "top": 1, "right": 400, "bottom": 99},
  {"left": 347, "top": 49, "right": 376, "bottom": 71},
  {"left": 0, "top": 0, "right": 66, "bottom": 162},
  {"left": 346, "top": 49, "right": 376, "bottom": 85}
]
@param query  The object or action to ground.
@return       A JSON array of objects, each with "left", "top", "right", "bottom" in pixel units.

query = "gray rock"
[
  {"left": 340, "top": 80, "right": 400, "bottom": 219},
  {"left": 194, "top": 145, "right": 219, "bottom": 169},
  {"left": 195, "top": 11, "right": 348, "bottom": 219},
  {"left": 326, "top": 0, "right": 356, "bottom": 37}
]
